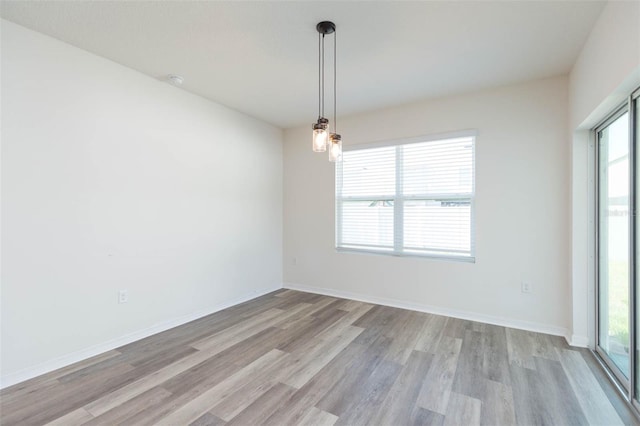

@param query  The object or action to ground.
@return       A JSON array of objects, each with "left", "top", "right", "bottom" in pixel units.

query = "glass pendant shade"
[
  {"left": 312, "top": 121, "right": 329, "bottom": 152},
  {"left": 328, "top": 133, "right": 342, "bottom": 162}
]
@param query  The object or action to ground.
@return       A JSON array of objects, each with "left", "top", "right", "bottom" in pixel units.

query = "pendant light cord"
[
  {"left": 318, "top": 32, "right": 321, "bottom": 119},
  {"left": 320, "top": 34, "right": 324, "bottom": 117},
  {"left": 333, "top": 29, "right": 337, "bottom": 133}
]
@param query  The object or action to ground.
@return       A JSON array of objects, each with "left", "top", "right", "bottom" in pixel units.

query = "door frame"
[
  {"left": 594, "top": 103, "right": 632, "bottom": 391},
  {"left": 593, "top": 87, "right": 640, "bottom": 408}
]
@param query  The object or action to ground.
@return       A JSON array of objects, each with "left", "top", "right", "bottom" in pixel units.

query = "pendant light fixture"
[{"left": 312, "top": 21, "right": 342, "bottom": 162}]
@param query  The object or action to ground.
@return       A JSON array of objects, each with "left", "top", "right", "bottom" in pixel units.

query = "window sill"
[{"left": 335, "top": 247, "right": 476, "bottom": 263}]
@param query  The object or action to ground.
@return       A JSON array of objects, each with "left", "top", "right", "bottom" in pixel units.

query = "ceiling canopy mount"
[{"left": 316, "top": 21, "right": 336, "bottom": 35}]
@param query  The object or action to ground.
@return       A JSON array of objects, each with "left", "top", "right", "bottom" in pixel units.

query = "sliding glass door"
[
  {"left": 596, "top": 88, "right": 639, "bottom": 407},
  {"left": 597, "top": 110, "right": 630, "bottom": 383}
]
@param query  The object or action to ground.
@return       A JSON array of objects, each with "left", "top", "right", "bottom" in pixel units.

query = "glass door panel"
[{"left": 598, "top": 111, "right": 630, "bottom": 379}]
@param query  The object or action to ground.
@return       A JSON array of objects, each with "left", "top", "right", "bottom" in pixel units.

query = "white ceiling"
[{"left": 1, "top": 1, "right": 605, "bottom": 128}]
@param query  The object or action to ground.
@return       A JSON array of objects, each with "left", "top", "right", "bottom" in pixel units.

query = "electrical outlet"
[
  {"left": 118, "top": 290, "right": 128, "bottom": 304},
  {"left": 292, "top": 257, "right": 297, "bottom": 266},
  {"left": 521, "top": 281, "right": 532, "bottom": 294}
]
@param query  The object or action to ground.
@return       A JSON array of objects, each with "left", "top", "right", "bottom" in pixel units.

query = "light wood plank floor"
[{"left": 1, "top": 289, "right": 637, "bottom": 425}]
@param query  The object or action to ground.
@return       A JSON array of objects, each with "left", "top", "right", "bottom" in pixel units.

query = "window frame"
[{"left": 335, "top": 130, "right": 477, "bottom": 263}]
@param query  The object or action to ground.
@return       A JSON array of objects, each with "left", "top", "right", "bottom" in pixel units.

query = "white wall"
[
  {"left": 569, "top": 1, "right": 640, "bottom": 132},
  {"left": 1, "top": 20, "right": 283, "bottom": 386},
  {"left": 284, "top": 76, "right": 571, "bottom": 336},
  {"left": 569, "top": 1, "right": 640, "bottom": 347}
]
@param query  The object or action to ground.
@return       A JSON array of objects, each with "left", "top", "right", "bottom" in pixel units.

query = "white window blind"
[{"left": 336, "top": 132, "right": 475, "bottom": 261}]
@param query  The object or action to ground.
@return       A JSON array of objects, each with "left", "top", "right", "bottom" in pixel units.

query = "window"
[
  {"left": 594, "top": 86, "right": 640, "bottom": 402},
  {"left": 335, "top": 131, "right": 475, "bottom": 261}
]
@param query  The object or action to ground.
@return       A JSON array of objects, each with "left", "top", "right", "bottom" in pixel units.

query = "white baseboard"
[
  {"left": 284, "top": 282, "right": 571, "bottom": 341},
  {"left": 568, "top": 334, "right": 590, "bottom": 348},
  {"left": 0, "top": 284, "right": 282, "bottom": 389}
]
